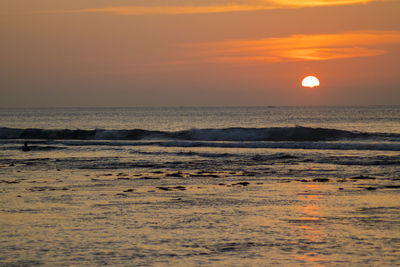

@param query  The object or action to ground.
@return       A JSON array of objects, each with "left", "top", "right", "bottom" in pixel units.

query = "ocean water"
[{"left": 0, "top": 106, "right": 399, "bottom": 266}]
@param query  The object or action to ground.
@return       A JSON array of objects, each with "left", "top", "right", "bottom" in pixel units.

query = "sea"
[{"left": 0, "top": 106, "right": 399, "bottom": 266}]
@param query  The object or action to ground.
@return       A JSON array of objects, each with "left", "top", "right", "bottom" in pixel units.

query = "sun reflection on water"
[{"left": 292, "top": 183, "right": 327, "bottom": 266}]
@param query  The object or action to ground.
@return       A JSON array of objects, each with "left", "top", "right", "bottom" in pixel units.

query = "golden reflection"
[
  {"left": 294, "top": 254, "right": 325, "bottom": 267},
  {"left": 187, "top": 30, "right": 400, "bottom": 63},
  {"left": 293, "top": 183, "right": 327, "bottom": 265}
]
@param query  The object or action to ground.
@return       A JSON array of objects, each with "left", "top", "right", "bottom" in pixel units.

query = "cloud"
[
  {"left": 68, "top": 5, "right": 274, "bottom": 15},
  {"left": 185, "top": 31, "right": 400, "bottom": 63},
  {"left": 57, "top": 0, "right": 386, "bottom": 15},
  {"left": 270, "top": 0, "right": 386, "bottom": 8}
]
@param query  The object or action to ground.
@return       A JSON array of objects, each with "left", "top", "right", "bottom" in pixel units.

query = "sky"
[{"left": 1, "top": 0, "right": 400, "bottom": 107}]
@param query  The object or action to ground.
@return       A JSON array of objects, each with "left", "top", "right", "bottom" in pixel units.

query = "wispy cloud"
[
  {"left": 185, "top": 31, "right": 400, "bottom": 63},
  {"left": 57, "top": 0, "right": 386, "bottom": 15},
  {"left": 270, "top": 0, "right": 386, "bottom": 8},
  {"left": 68, "top": 5, "right": 274, "bottom": 15}
]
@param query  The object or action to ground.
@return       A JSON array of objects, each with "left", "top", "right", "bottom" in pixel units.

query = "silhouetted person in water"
[{"left": 22, "top": 142, "right": 30, "bottom": 152}]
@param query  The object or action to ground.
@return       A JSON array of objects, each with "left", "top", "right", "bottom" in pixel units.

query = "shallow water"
[{"left": 0, "top": 106, "right": 399, "bottom": 266}]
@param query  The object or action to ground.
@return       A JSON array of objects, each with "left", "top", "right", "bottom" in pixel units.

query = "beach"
[{"left": 0, "top": 106, "right": 399, "bottom": 266}]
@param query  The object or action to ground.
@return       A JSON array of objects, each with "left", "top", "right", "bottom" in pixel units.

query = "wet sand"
[{"left": 1, "top": 165, "right": 399, "bottom": 266}]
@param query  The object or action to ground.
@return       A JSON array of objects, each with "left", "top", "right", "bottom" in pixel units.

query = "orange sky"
[{"left": 0, "top": 0, "right": 399, "bottom": 106}]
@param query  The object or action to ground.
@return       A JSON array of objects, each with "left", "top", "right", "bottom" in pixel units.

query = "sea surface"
[{"left": 0, "top": 106, "right": 399, "bottom": 266}]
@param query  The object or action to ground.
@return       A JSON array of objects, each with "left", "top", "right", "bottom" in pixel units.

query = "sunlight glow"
[{"left": 302, "top": 76, "right": 320, "bottom": 88}]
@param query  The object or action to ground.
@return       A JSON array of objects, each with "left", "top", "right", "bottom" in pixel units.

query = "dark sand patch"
[
  {"left": 157, "top": 186, "right": 187, "bottom": 191},
  {"left": 313, "top": 178, "right": 330, "bottom": 182},
  {"left": 351, "top": 175, "right": 376, "bottom": 180},
  {"left": 232, "top": 182, "right": 250, "bottom": 186}
]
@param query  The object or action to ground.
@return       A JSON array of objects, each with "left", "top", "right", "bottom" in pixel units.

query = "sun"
[{"left": 302, "top": 76, "right": 320, "bottom": 88}]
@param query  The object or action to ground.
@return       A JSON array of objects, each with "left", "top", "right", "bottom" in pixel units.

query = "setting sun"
[{"left": 302, "top": 76, "right": 320, "bottom": 88}]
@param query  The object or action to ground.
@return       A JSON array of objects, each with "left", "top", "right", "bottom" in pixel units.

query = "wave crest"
[{"left": 0, "top": 126, "right": 397, "bottom": 142}]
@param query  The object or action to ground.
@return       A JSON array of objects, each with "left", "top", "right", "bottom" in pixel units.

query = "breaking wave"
[{"left": 0, "top": 126, "right": 398, "bottom": 142}]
